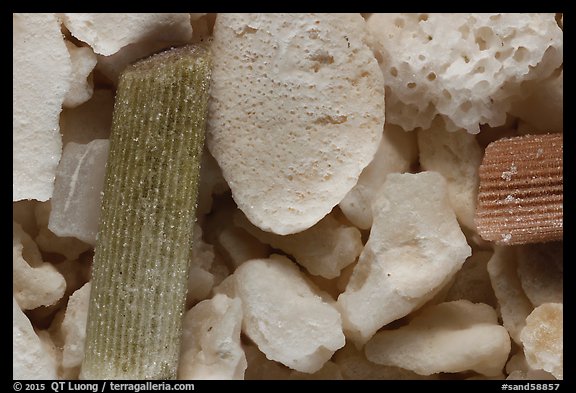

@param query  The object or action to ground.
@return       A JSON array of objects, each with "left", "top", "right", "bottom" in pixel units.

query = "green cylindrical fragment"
[{"left": 81, "top": 45, "right": 212, "bottom": 380}]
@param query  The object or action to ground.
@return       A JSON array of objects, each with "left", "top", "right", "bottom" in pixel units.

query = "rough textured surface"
[
  {"left": 49, "top": 140, "right": 110, "bottom": 246},
  {"left": 418, "top": 117, "right": 482, "bottom": 231},
  {"left": 13, "top": 222, "right": 66, "bottom": 310},
  {"left": 337, "top": 172, "right": 471, "bottom": 344},
  {"left": 367, "top": 13, "right": 563, "bottom": 133},
  {"left": 520, "top": 303, "right": 563, "bottom": 380},
  {"left": 178, "top": 294, "right": 246, "bottom": 380},
  {"left": 476, "top": 133, "right": 563, "bottom": 245},
  {"left": 235, "top": 211, "right": 362, "bottom": 279},
  {"left": 61, "top": 283, "right": 91, "bottom": 368},
  {"left": 81, "top": 46, "right": 212, "bottom": 380},
  {"left": 365, "top": 300, "right": 511, "bottom": 376},
  {"left": 13, "top": 298, "right": 57, "bottom": 379},
  {"left": 63, "top": 41, "right": 97, "bottom": 108},
  {"left": 232, "top": 256, "right": 345, "bottom": 373},
  {"left": 339, "top": 123, "right": 418, "bottom": 230},
  {"left": 13, "top": 13, "right": 72, "bottom": 201},
  {"left": 62, "top": 13, "right": 193, "bottom": 56},
  {"left": 207, "top": 13, "right": 385, "bottom": 235},
  {"left": 487, "top": 246, "right": 534, "bottom": 344}
]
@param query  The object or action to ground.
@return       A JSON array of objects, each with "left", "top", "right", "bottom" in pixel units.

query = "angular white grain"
[
  {"left": 63, "top": 41, "right": 97, "bottom": 108},
  {"left": 337, "top": 172, "right": 471, "bottom": 344},
  {"left": 178, "top": 294, "right": 246, "bottom": 380},
  {"left": 233, "top": 256, "right": 345, "bottom": 373}
]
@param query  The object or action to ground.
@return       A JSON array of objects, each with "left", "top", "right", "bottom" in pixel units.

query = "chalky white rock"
[
  {"left": 337, "top": 172, "right": 471, "bottom": 344},
  {"left": 13, "top": 13, "right": 72, "bottom": 201},
  {"left": 231, "top": 256, "right": 345, "bottom": 373},
  {"left": 208, "top": 13, "right": 385, "bottom": 235}
]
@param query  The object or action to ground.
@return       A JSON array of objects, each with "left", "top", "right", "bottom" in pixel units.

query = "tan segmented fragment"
[{"left": 475, "top": 133, "right": 563, "bottom": 245}]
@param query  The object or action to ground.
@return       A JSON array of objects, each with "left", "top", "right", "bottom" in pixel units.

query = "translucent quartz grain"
[{"left": 81, "top": 45, "right": 211, "bottom": 380}]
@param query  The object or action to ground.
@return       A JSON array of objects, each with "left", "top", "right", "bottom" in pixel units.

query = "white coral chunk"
[
  {"left": 365, "top": 300, "right": 511, "bottom": 376},
  {"left": 208, "top": 13, "right": 385, "bottom": 235},
  {"left": 367, "top": 13, "right": 563, "bottom": 133}
]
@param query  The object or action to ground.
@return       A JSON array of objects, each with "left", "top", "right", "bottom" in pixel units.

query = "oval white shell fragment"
[
  {"left": 520, "top": 303, "right": 563, "bottom": 380},
  {"left": 337, "top": 172, "right": 471, "bottom": 344},
  {"left": 207, "top": 13, "right": 385, "bottom": 235},
  {"left": 62, "top": 13, "right": 193, "bottom": 56},
  {"left": 48, "top": 140, "right": 110, "bottom": 246},
  {"left": 367, "top": 13, "right": 563, "bottom": 133},
  {"left": 13, "top": 298, "right": 57, "bottom": 379},
  {"left": 178, "top": 294, "right": 247, "bottom": 380},
  {"left": 232, "top": 256, "right": 345, "bottom": 373},
  {"left": 365, "top": 300, "right": 511, "bottom": 377},
  {"left": 13, "top": 13, "right": 72, "bottom": 201}
]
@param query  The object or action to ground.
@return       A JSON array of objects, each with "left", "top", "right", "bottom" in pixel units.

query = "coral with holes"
[{"left": 367, "top": 13, "right": 562, "bottom": 133}]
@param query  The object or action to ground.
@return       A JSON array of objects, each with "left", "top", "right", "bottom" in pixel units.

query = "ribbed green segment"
[{"left": 81, "top": 45, "right": 212, "bottom": 380}]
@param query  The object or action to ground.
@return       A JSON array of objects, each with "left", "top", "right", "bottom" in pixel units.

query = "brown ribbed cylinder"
[
  {"left": 475, "top": 133, "right": 563, "bottom": 245},
  {"left": 81, "top": 45, "right": 212, "bottom": 380}
]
